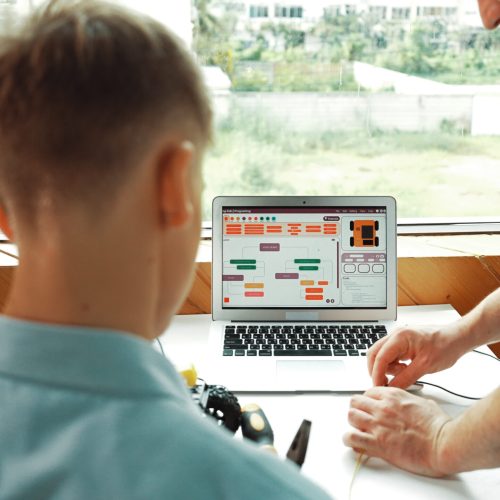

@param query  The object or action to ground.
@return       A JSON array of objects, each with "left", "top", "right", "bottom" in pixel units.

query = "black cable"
[
  {"left": 472, "top": 349, "right": 500, "bottom": 362},
  {"left": 416, "top": 349, "right": 499, "bottom": 401},
  {"left": 156, "top": 338, "right": 166, "bottom": 357},
  {"left": 415, "top": 380, "right": 482, "bottom": 401}
]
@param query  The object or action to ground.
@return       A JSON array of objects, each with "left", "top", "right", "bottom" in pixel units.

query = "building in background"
[{"left": 214, "top": 0, "right": 482, "bottom": 30}]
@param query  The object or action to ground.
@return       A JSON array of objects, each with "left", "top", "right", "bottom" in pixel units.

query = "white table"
[{"left": 158, "top": 305, "right": 500, "bottom": 500}]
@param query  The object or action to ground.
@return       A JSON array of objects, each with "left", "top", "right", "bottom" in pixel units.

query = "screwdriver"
[
  {"left": 241, "top": 404, "right": 311, "bottom": 468},
  {"left": 240, "top": 403, "right": 277, "bottom": 454}
]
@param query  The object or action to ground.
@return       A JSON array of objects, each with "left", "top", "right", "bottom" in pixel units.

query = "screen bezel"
[{"left": 212, "top": 196, "right": 397, "bottom": 322}]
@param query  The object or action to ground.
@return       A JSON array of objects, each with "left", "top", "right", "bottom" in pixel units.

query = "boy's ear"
[
  {"left": 0, "top": 205, "right": 14, "bottom": 241},
  {"left": 157, "top": 141, "right": 195, "bottom": 229}
]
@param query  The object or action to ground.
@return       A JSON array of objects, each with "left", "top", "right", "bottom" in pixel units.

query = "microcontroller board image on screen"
[{"left": 350, "top": 220, "right": 379, "bottom": 247}]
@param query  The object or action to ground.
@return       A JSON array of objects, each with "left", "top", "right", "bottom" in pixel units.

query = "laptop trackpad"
[{"left": 276, "top": 360, "right": 345, "bottom": 388}]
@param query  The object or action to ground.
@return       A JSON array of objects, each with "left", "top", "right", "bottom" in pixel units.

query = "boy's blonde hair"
[{"left": 0, "top": 0, "right": 212, "bottom": 217}]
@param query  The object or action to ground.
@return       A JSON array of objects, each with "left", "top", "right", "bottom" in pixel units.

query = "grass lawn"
[{"left": 202, "top": 108, "right": 500, "bottom": 220}]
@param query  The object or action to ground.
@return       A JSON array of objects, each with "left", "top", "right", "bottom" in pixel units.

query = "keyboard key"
[
  {"left": 274, "top": 350, "right": 331, "bottom": 357},
  {"left": 247, "top": 350, "right": 257, "bottom": 356},
  {"left": 348, "top": 350, "right": 359, "bottom": 356},
  {"left": 309, "top": 345, "right": 319, "bottom": 350},
  {"left": 224, "top": 338, "right": 242, "bottom": 344},
  {"left": 285, "top": 345, "right": 296, "bottom": 350},
  {"left": 261, "top": 345, "right": 272, "bottom": 350},
  {"left": 320, "top": 345, "right": 332, "bottom": 350},
  {"left": 223, "top": 349, "right": 233, "bottom": 356},
  {"left": 235, "top": 350, "right": 246, "bottom": 356},
  {"left": 334, "top": 349, "right": 347, "bottom": 356},
  {"left": 249, "top": 344, "right": 260, "bottom": 350},
  {"left": 274, "top": 345, "right": 284, "bottom": 350},
  {"left": 224, "top": 343, "right": 245, "bottom": 350},
  {"left": 224, "top": 334, "right": 240, "bottom": 340},
  {"left": 297, "top": 345, "right": 308, "bottom": 350},
  {"left": 259, "top": 350, "right": 272, "bottom": 356}
]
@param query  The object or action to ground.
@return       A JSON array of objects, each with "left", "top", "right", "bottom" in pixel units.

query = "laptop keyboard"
[{"left": 222, "top": 324, "right": 387, "bottom": 357}]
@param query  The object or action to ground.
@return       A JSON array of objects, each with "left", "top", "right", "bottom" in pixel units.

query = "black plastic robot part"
[{"left": 204, "top": 385, "right": 241, "bottom": 434}]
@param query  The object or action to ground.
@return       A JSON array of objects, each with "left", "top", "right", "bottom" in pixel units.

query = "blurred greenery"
[
  {"left": 202, "top": 106, "right": 500, "bottom": 219},
  {"left": 193, "top": 2, "right": 500, "bottom": 91},
  {"left": 193, "top": 2, "right": 500, "bottom": 220}
]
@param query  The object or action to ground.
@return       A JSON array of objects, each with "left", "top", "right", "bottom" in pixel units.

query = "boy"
[{"left": 0, "top": 1, "right": 330, "bottom": 498}]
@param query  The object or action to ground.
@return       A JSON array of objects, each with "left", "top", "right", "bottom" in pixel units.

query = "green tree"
[{"left": 193, "top": 0, "right": 235, "bottom": 75}]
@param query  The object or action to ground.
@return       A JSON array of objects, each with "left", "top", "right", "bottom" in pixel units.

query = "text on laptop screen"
[{"left": 222, "top": 207, "right": 387, "bottom": 309}]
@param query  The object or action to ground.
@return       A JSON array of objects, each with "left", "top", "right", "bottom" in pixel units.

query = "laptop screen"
[{"left": 221, "top": 206, "right": 387, "bottom": 309}]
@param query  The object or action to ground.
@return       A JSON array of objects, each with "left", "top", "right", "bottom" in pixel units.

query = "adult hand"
[
  {"left": 368, "top": 326, "right": 464, "bottom": 388},
  {"left": 343, "top": 387, "right": 452, "bottom": 477}
]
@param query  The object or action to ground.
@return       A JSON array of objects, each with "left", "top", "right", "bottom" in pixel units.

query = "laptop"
[{"left": 204, "top": 196, "right": 397, "bottom": 392}]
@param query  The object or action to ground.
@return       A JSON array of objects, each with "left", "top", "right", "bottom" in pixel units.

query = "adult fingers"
[
  {"left": 371, "top": 334, "right": 410, "bottom": 387},
  {"left": 350, "top": 394, "right": 379, "bottom": 415},
  {"left": 347, "top": 407, "right": 373, "bottom": 432},
  {"left": 388, "top": 360, "right": 424, "bottom": 389},
  {"left": 342, "top": 429, "right": 376, "bottom": 452},
  {"left": 386, "top": 361, "right": 407, "bottom": 376},
  {"left": 367, "top": 336, "right": 389, "bottom": 376}
]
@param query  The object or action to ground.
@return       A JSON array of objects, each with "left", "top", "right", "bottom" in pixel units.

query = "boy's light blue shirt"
[{"left": 0, "top": 316, "right": 331, "bottom": 500}]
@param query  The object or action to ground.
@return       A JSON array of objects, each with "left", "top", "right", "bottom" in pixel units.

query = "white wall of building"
[{"left": 236, "top": 0, "right": 482, "bottom": 26}]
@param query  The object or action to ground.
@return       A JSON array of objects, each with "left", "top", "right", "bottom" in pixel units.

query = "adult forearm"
[
  {"left": 443, "top": 287, "right": 500, "bottom": 354},
  {"left": 437, "top": 386, "right": 500, "bottom": 475}
]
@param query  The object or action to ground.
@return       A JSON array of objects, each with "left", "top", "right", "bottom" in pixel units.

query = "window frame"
[{"left": 201, "top": 218, "right": 500, "bottom": 240}]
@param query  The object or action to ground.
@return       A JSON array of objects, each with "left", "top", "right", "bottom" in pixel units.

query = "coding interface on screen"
[{"left": 222, "top": 207, "right": 387, "bottom": 309}]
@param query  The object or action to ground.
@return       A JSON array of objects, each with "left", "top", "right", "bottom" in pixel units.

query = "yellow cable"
[{"left": 348, "top": 451, "right": 368, "bottom": 500}]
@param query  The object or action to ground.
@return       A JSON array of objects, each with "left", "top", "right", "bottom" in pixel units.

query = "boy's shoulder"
[{"left": 114, "top": 397, "right": 332, "bottom": 500}]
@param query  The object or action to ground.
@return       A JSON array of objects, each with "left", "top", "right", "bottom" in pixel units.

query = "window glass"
[{"left": 19, "top": 1, "right": 500, "bottom": 221}]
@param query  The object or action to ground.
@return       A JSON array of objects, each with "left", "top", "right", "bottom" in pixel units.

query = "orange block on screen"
[{"left": 305, "top": 295, "right": 323, "bottom": 300}]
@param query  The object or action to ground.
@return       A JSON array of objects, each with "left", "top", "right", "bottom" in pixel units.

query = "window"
[
  {"left": 369, "top": 6, "right": 387, "bottom": 20},
  {"left": 275, "top": 5, "right": 304, "bottom": 19},
  {"left": 19, "top": 1, "right": 499, "bottom": 224},
  {"left": 324, "top": 6, "right": 342, "bottom": 18},
  {"left": 250, "top": 5, "right": 269, "bottom": 18},
  {"left": 391, "top": 8, "right": 410, "bottom": 20},
  {"left": 423, "top": 7, "right": 445, "bottom": 17},
  {"left": 344, "top": 4, "right": 356, "bottom": 15},
  {"left": 445, "top": 7, "right": 458, "bottom": 18}
]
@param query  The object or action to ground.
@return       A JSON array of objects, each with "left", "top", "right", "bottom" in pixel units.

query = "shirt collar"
[{"left": 0, "top": 315, "right": 191, "bottom": 403}]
